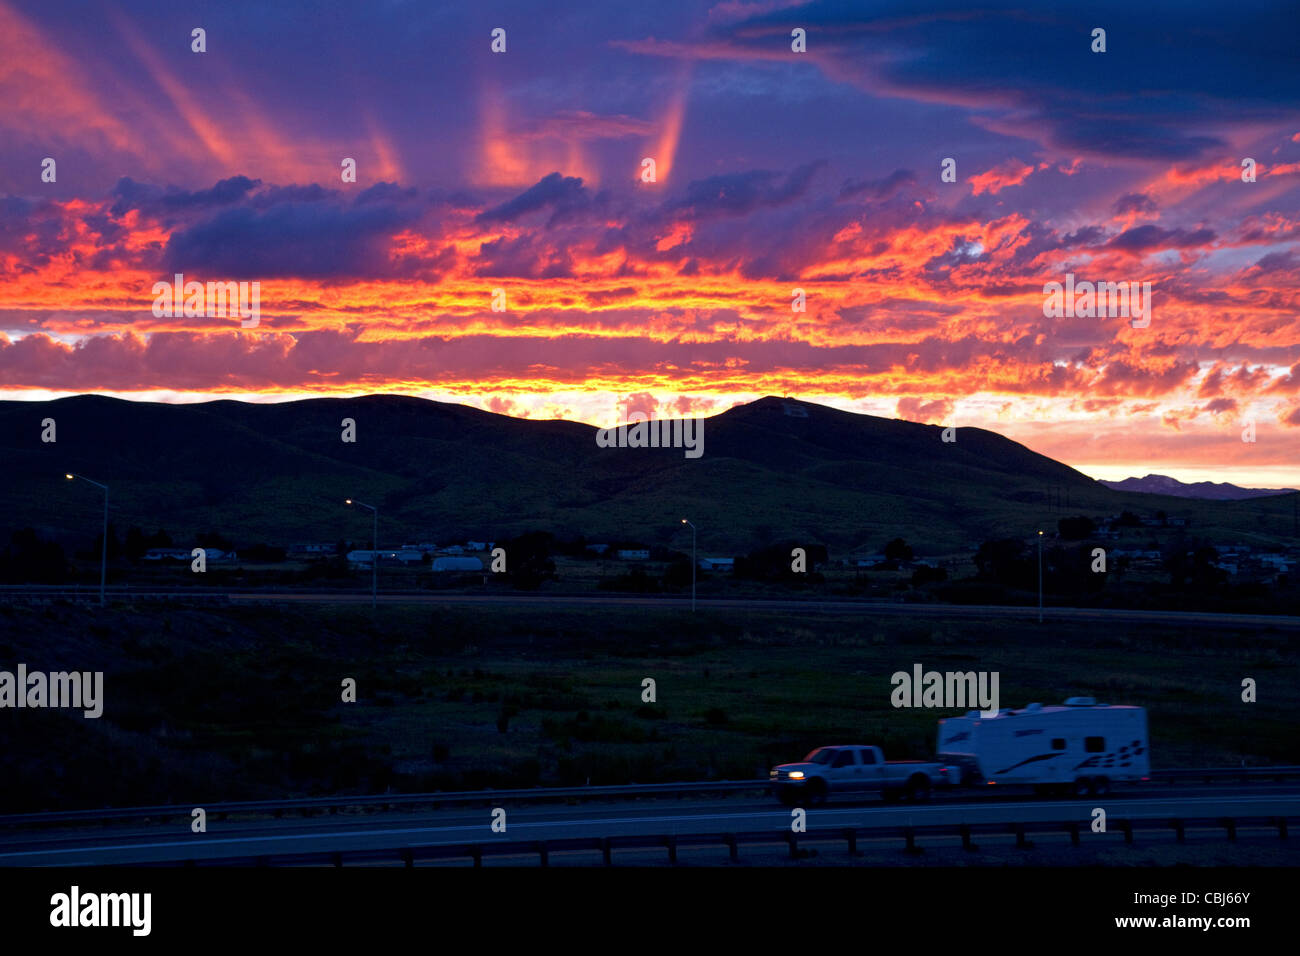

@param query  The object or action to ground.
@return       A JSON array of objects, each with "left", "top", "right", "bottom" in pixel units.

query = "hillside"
[{"left": 3, "top": 394, "right": 1297, "bottom": 555}]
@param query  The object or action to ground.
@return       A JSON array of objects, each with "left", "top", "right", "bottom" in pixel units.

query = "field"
[{"left": 0, "top": 601, "right": 1295, "bottom": 813}]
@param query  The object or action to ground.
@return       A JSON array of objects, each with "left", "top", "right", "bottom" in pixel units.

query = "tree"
[
  {"left": 1057, "top": 516, "right": 1096, "bottom": 541},
  {"left": 197, "top": 531, "right": 234, "bottom": 551},
  {"left": 911, "top": 565, "right": 947, "bottom": 587},
  {"left": 974, "top": 538, "right": 1034, "bottom": 589},
  {"left": 502, "top": 531, "right": 556, "bottom": 590},
  {"left": 884, "top": 538, "right": 914, "bottom": 561},
  {"left": 0, "top": 528, "right": 68, "bottom": 583}
]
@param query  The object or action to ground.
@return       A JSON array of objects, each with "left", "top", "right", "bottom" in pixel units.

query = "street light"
[
  {"left": 346, "top": 498, "right": 378, "bottom": 609},
  {"left": 66, "top": 473, "right": 108, "bottom": 607},
  {"left": 1037, "top": 530, "right": 1044, "bottom": 624},
  {"left": 681, "top": 518, "right": 696, "bottom": 612}
]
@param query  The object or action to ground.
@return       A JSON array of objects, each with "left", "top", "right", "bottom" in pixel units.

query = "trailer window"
[
  {"left": 1052, "top": 738, "right": 1065, "bottom": 750},
  {"left": 1084, "top": 736, "right": 1105, "bottom": 753}
]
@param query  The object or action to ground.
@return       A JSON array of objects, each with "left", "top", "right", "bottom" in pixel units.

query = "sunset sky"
[{"left": 1, "top": 0, "right": 1297, "bottom": 486}]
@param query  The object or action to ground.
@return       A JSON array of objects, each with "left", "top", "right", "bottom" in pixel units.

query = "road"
[
  {"left": 4, "top": 783, "right": 1297, "bottom": 866},
  {"left": 5, "top": 586, "right": 1298, "bottom": 629}
]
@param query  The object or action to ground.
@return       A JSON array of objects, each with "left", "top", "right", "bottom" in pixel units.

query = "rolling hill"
[{"left": 3, "top": 394, "right": 1296, "bottom": 556}]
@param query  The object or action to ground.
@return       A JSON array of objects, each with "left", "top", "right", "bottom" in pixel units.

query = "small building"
[
  {"left": 586, "top": 543, "right": 610, "bottom": 555},
  {"left": 617, "top": 549, "right": 650, "bottom": 560},
  {"left": 698, "top": 557, "right": 734, "bottom": 572},
  {"left": 465, "top": 541, "right": 488, "bottom": 551}
]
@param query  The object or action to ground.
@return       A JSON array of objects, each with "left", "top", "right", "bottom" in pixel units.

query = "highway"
[
  {"left": 4, "top": 783, "right": 1297, "bottom": 866},
  {"left": 3, "top": 585, "right": 1297, "bottom": 629},
  {"left": 231, "top": 592, "right": 1300, "bottom": 629}
]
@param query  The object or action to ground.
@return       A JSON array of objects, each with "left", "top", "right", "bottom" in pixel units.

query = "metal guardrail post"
[
  {"left": 1014, "top": 823, "right": 1031, "bottom": 848},
  {"left": 961, "top": 824, "right": 976, "bottom": 850},
  {"left": 664, "top": 835, "right": 677, "bottom": 864},
  {"left": 1172, "top": 819, "right": 1184, "bottom": 842},
  {"left": 538, "top": 841, "right": 549, "bottom": 867},
  {"left": 844, "top": 828, "right": 857, "bottom": 856},
  {"left": 1278, "top": 818, "right": 1289, "bottom": 840},
  {"left": 724, "top": 833, "right": 738, "bottom": 862},
  {"left": 1068, "top": 822, "right": 1079, "bottom": 846},
  {"left": 601, "top": 838, "right": 612, "bottom": 866},
  {"left": 1222, "top": 818, "right": 1236, "bottom": 840},
  {"left": 1120, "top": 820, "right": 1133, "bottom": 844}
]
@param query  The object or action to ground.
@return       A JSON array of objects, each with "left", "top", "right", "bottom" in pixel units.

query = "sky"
[{"left": 1, "top": 0, "right": 1298, "bottom": 487}]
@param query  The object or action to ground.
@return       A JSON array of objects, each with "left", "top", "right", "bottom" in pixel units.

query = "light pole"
[
  {"left": 346, "top": 499, "right": 378, "bottom": 609},
  {"left": 681, "top": 518, "right": 696, "bottom": 612},
  {"left": 66, "top": 473, "right": 108, "bottom": 607},
  {"left": 1037, "top": 530, "right": 1044, "bottom": 624}
]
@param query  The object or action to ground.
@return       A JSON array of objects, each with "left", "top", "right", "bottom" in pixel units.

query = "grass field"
[{"left": 0, "top": 601, "right": 1295, "bottom": 812}]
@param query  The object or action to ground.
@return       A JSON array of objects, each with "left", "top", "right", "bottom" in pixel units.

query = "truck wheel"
[
  {"left": 906, "top": 776, "right": 931, "bottom": 802},
  {"left": 1072, "top": 777, "right": 1093, "bottom": 797},
  {"left": 1093, "top": 776, "right": 1111, "bottom": 796},
  {"left": 806, "top": 779, "right": 828, "bottom": 806}
]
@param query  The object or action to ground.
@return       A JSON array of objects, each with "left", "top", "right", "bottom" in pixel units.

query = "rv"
[{"left": 937, "top": 697, "right": 1149, "bottom": 796}]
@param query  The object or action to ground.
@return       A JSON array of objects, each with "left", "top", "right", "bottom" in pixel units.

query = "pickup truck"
[{"left": 770, "top": 745, "right": 957, "bottom": 805}]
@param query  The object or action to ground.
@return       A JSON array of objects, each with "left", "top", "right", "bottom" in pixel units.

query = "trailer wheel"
[
  {"left": 1092, "top": 776, "right": 1111, "bottom": 796},
  {"left": 906, "top": 775, "right": 932, "bottom": 802},
  {"left": 1072, "top": 777, "right": 1093, "bottom": 797}
]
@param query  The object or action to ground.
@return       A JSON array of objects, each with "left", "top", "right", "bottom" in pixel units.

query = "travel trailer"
[{"left": 936, "top": 697, "right": 1149, "bottom": 796}]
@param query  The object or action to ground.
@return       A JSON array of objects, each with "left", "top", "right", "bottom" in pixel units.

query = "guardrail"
[
  {"left": 153, "top": 814, "right": 1294, "bottom": 867},
  {"left": 4, "top": 768, "right": 1298, "bottom": 828},
  {"left": 0, "top": 587, "right": 231, "bottom": 604}
]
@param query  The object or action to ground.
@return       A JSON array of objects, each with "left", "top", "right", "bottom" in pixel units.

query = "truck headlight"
[{"left": 789, "top": 771, "right": 804, "bottom": 780}]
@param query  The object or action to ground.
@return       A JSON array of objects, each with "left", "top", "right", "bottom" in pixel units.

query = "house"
[
  {"left": 143, "top": 548, "right": 194, "bottom": 562},
  {"left": 586, "top": 543, "right": 610, "bottom": 555},
  {"left": 288, "top": 542, "right": 334, "bottom": 557},
  {"left": 348, "top": 549, "right": 424, "bottom": 568},
  {"left": 465, "top": 541, "right": 488, "bottom": 551},
  {"left": 698, "top": 557, "right": 734, "bottom": 572},
  {"left": 617, "top": 549, "right": 650, "bottom": 560}
]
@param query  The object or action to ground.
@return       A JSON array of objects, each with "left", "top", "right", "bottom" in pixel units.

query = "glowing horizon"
[{"left": 1, "top": 0, "right": 1296, "bottom": 490}]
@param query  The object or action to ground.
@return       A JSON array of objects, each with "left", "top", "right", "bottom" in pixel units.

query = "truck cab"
[{"left": 770, "top": 745, "right": 950, "bottom": 805}]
